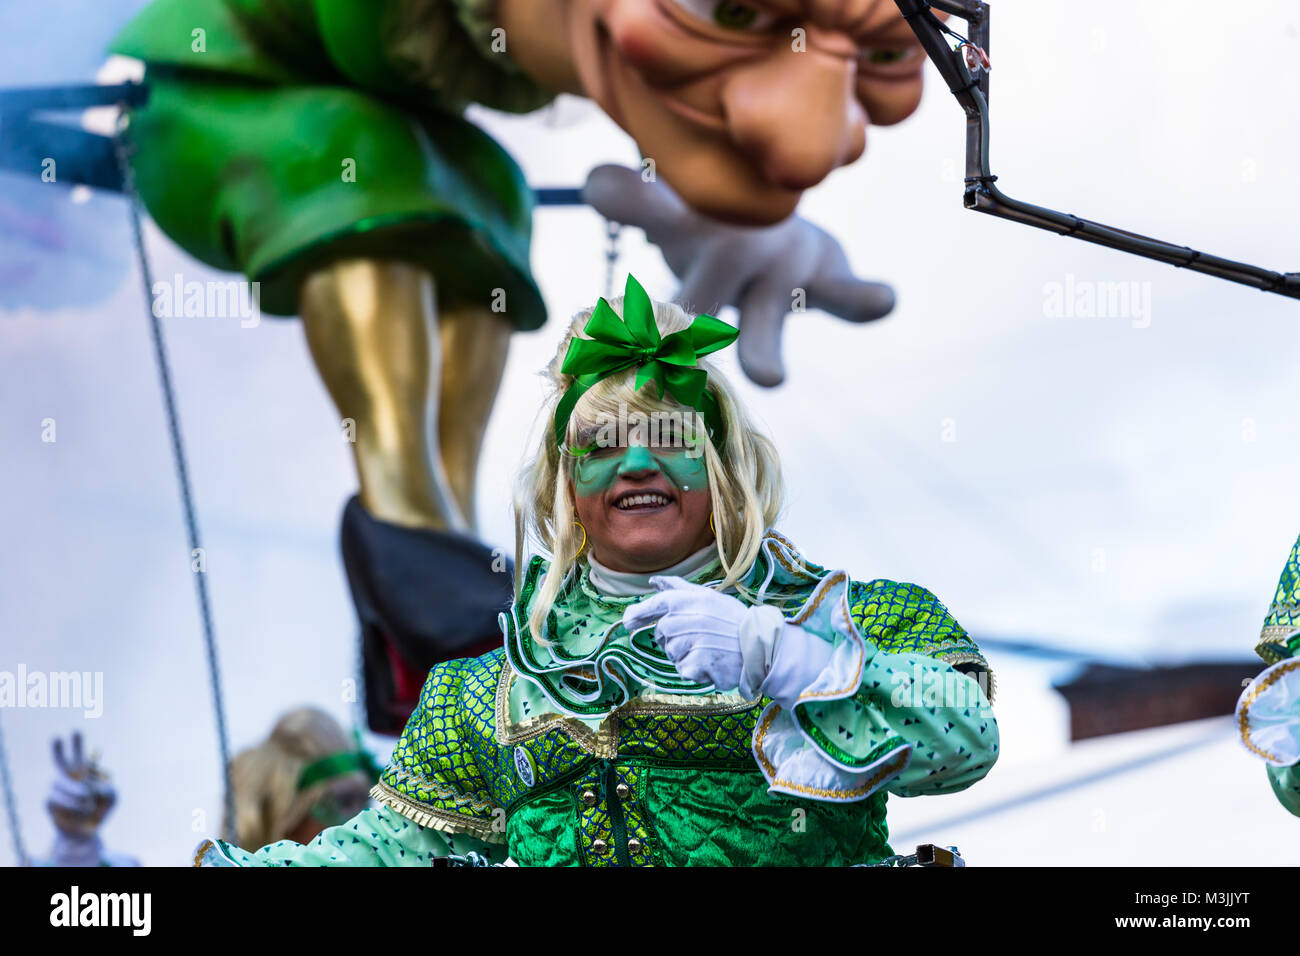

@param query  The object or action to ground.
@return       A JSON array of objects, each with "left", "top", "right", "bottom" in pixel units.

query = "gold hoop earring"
[
  {"left": 709, "top": 513, "right": 716, "bottom": 537},
  {"left": 573, "top": 520, "right": 587, "bottom": 555}
]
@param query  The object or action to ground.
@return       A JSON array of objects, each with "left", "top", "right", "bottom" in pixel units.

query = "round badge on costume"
[{"left": 513, "top": 746, "right": 536, "bottom": 788}]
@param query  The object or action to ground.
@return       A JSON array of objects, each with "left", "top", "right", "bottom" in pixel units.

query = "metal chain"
[
  {"left": 0, "top": 711, "right": 28, "bottom": 866},
  {"left": 113, "top": 102, "right": 236, "bottom": 842}
]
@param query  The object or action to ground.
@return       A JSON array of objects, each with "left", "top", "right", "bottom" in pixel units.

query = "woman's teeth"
[{"left": 615, "top": 493, "right": 671, "bottom": 510}]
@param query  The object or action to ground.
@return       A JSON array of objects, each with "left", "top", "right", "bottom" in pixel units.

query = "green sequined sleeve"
[
  {"left": 370, "top": 657, "right": 507, "bottom": 844},
  {"left": 849, "top": 579, "right": 996, "bottom": 701}
]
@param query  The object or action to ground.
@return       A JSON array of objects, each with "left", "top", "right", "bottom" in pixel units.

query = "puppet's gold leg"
[
  {"left": 298, "top": 259, "right": 468, "bottom": 533},
  {"left": 435, "top": 304, "right": 511, "bottom": 532}
]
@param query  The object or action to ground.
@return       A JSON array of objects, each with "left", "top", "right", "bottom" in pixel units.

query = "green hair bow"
[{"left": 553, "top": 275, "right": 738, "bottom": 449}]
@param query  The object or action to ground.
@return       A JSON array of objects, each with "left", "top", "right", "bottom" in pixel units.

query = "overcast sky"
[{"left": 1, "top": 0, "right": 1298, "bottom": 864}]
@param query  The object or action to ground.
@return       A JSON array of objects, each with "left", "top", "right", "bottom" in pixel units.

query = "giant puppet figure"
[{"left": 109, "top": 0, "right": 935, "bottom": 732}]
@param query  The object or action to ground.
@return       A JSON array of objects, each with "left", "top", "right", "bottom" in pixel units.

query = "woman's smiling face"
[{"left": 568, "top": 432, "right": 715, "bottom": 572}]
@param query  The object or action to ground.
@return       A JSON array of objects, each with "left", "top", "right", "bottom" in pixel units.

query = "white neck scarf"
[{"left": 586, "top": 543, "right": 719, "bottom": 597}]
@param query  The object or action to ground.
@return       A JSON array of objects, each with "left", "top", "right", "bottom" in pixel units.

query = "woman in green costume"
[
  {"left": 1237, "top": 533, "right": 1300, "bottom": 817},
  {"left": 194, "top": 275, "right": 1000, "bottom": 867}
]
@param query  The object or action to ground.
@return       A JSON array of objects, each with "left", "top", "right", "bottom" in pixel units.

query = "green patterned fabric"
[
  {"left": 372, "top": 646, "right": 898, "bottom": 866},
  {"left": 850, "top": 578, "right": 995, "bottom": 696},
  {"left": 643, "top": 766, "right": 888, "bottom": 867},
  {"left": 109, "top": 0, "right": 549, "bottom": 324},
  {"left": 374, "top": 654, "right": 508, "bottom": 841},
  {"left": 1257, "top": 533, "right": 1300, "bottom": 665},
  {"left": 805, "top": 653, "right": 996, "bottom": 795}
]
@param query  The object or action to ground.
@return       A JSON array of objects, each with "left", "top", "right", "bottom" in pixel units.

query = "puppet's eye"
[
  {"left": 672, "top": 0, "right": 779, "bottom": 33},
  {"left": 860, "top": 46, "right": 922, "bottom": 66}
]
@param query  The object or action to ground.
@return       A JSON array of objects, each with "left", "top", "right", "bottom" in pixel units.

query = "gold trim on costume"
[
  {"left": 385, "top": 764, "right": 497, "bottom": 813},
  {"left": 751, "top": 704, "right": 909, "bottom": 801},
  {"left": 369, "top": 781, "right": 506, "bottom": 844},
  {"left": 1256, "top": 623, "right": 1299, "bottom": 665},
  {"left": 494, "top": 660, "right": 619, "bottom": 757}
]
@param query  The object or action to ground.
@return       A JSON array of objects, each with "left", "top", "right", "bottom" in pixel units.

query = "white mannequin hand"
[{"left": 583, "top": 163, "right": 895, "bottom": 387}]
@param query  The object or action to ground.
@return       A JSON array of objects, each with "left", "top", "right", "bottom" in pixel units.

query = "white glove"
[
  {"left": 739, "top": 605, "right": 836, "bottom": 709},
  {"left": 622, "top": 577, "right": 836, "bottom": 702},
  {"left": 583, "top": 164, "right": 895, "bottom": 387},
  {"left": 623, "top": 576, "right": 748, "bottom": 691},
  {"left": 45, "top": 732, "right": 120, "bottom": 867}
]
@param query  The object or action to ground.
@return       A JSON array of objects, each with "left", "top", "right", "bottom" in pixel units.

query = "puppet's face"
[
  {"left": 568, "top": 436, "right": 715, "bottom": 572},
  {"left": 565, "top": 0, "right": 929, "bottom": 224}
]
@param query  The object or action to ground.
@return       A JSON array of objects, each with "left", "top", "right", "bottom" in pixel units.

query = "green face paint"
[{"left": 569, "top": 440, "right": 707, "bottom": 497}]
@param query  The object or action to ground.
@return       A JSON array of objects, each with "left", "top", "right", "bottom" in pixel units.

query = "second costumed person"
[
  {"left": 1237, "top": 532, "right": 1300, "bottom": 817},
  {"left": 196, "top": 276, "right": 1001, "bottom": 866}
]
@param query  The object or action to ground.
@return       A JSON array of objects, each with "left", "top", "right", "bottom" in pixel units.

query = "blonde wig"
[
  {"left": 229, "top": 707, "right": 371, "bottom": 850},
  {"left": 513, "top": 293, "right": 787, "bottom": 641}
]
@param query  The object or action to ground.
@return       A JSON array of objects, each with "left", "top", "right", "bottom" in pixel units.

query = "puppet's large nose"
[{"left": 721, "top": 29, "right": 867, "bottom": 190}]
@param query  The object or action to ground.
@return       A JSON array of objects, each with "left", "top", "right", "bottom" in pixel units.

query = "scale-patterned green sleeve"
[
  {"left": 368, "top": 656, "right": 507, "bottom": 844},
  {"left": 192, "top": 805, "right": 504, "bottom": 866},
  {"left": 1257, "top": 533, "right": 1300, "bottom": 664}
]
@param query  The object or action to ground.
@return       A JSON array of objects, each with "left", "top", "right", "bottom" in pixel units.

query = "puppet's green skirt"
[{"left": 121, "top": 72, "right": 545, "bottom": 327}]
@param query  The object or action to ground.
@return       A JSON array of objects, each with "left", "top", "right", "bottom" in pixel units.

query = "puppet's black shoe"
[{"left": 340, "top": 495, "right": 512, "bottom": 735}]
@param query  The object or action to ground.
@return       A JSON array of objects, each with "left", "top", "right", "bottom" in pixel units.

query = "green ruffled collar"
[{"left": 503, "top": 531, "right": 827, "bottom": 720}]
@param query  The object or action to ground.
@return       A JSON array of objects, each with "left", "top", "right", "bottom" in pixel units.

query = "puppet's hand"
[
  {"left": 623, "top": 576, "right": 747, "bottom": 690},
  {"left": 583, "top": 164, "right": 894, "bottom": 387}
]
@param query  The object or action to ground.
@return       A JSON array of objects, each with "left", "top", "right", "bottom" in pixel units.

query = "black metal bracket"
[
  {"left": 894, "top": 0, "right": 1300, "bottom": 300},
  {"left": 0, "top": 82, "right": 149, "bottom": 193}
]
